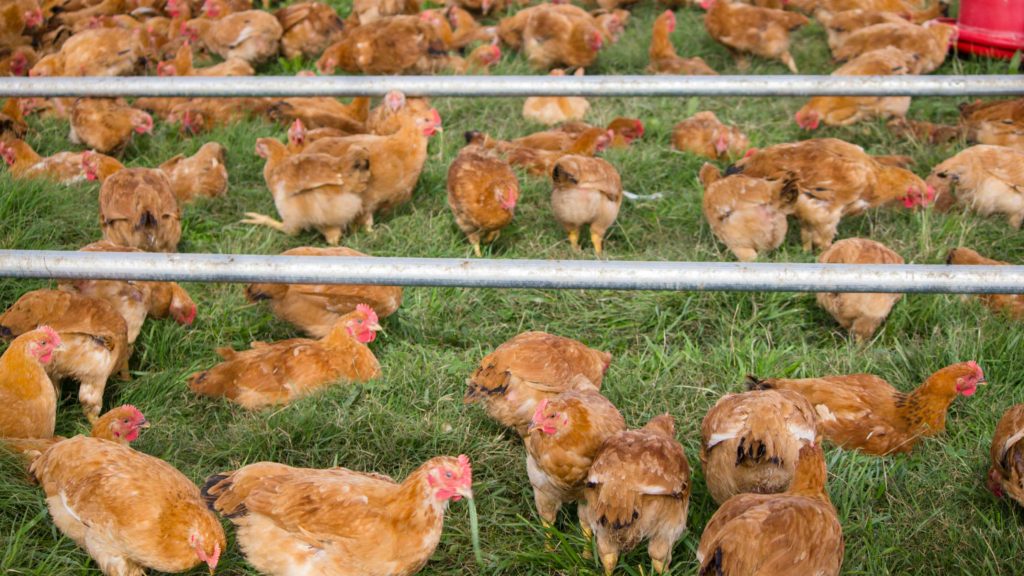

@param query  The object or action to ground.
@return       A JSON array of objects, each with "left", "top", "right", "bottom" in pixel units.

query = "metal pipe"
[
  {"left": 3, "top": 75, "right": 1022, "bottom": 98},
  {"left": 0, "top": 250, "right": 1021, "bottom": 294}
]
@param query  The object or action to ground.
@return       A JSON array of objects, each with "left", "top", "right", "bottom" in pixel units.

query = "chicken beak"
[
  {"left": 457, "top": 485, "right": 474, "bottom": 500},
  {"left": 369, "top": 322, "right": 383, "bottom": 332},
  {"left": 977, "top": 378, "right": 988, "bottom": 385},
  {"left": 139, "top": 418, "right": 151, "bottom": 429}
]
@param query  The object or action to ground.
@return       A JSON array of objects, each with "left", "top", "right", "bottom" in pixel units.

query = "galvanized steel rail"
[
  {"left": 0, "top": 251, "right": 1021, "bottom": 294},
  {"left": 2, "top": 75, "right": 1023, "bottom": 98}
]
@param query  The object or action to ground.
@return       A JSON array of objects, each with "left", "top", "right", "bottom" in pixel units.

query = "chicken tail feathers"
[
  {"left": 201, "top": 473, "right": 247, "bottom": 517},
  {"left": 588, "top": 486, "right": 642, "bottom": 532},
  {"left": 699, "top": 546, "right": 726, "bottom": 576},
  {"left": 138, "top": 210, "right": 157, "bottom": 229},
  {"left": 745, "top": 375, "right": 771, "bottom": 391}
]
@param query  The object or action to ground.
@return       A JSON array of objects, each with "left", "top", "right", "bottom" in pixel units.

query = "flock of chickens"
[{"left": 1, "top": 0, "right": 1024, "bottom": 572}]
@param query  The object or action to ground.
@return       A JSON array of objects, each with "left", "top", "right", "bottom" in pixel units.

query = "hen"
[
  {"left": 316, "top": 14, "right": 446, "bottom": 75},
  {"left": 926, "top": 145, "right": 1024, "bottom": 229},
  {"left": 959, "top": 98, "right": 1024, "bottom": 150},
  {"left": 816, "top": 238, "right": 904, "bottom": 341},
  {"left": 188, "top": 304, "right": 382, "bottom": 409},
  {"left": 672, "top": 111, "right": 748, "bottom": 160},
  {"left": 447, "top": 137, "right": 520, "bottom": 256},
  {"left": 274, "top": 1, "right": 343, "bottom": 59},
  {"left": 99, "top": 167, "right": 181, "bottom": 252},
  {"left": 158, "top": 141, "right": 229, "bottom": 203},
  {"left": 0, "top": 326, "right": 60, "bottom": 440},
  {"left": 0, "top": 139, "right": 122, "bottom": 184},
  {"left": 747, "top": 361, "right": 986, "bottom": 455},
  {"left": 29, "top": 27, "right": 149, "bottom": 76},
  {"left": 816, "top": 8, "right": 909, "bottom": 52},
  {"left": 31, "top": 435, "right": 225, "bottom": 575},
  {"left": 245, "top": 246, "right": 402, "bottom": 338},
  {"left": 702, "top": 0, "right": 808, "bottom": 72},
  {"left": 350, "top": 0, "right": 420, "bottom": 24},
  {"left": 696, "top": 444, "right": 843, "bottom": 576},
  {"left": 522, "top": 69, "right": 591, "bottom": 126},
  {"left": 69, "top": 98, "right": 153, "bottom": 155},
  {"left": 203, "top": 454, "right": 473, "bottom": 576},
  {"left": 988, "top": 404, "right": 1024, "bottom": 507},
  {"left": 182, "top": 9, "right": 282, "bottom": 65},
  {"left": 156, "top": 40, "right": 254, "bottom": 76},
  {"left": 0, "top": 290, "right": 129, "bottom": 423},
  {"left": 646, "top": 10, "right": 716, "bottom": 75},
  {"left": 551, "top": 154, "right": 622, "bottom": 255},
  {"left": 946, "top": 248, "right": 1024, "bottom": 320},
  {"left": 268, "top": 95, "right": 369, "bottom": 134},
  {"left": 465, "top": 331, "right": 611, "bottom": 436},
  {"left": 498, "top": 3, "right": 604, "bottom": 70},
  {"left": 582, "top": 414, "right": 690, "bottom": 576},
  {"left": 4, "top": 404, "right": 148, "bottom": 467},
  {"left": 700, "top": 389, "right": 817, "bottom": 503},
  {"left": 525, "top": 389, "right": 625, "bottom": 526},
  {"left": 832, "top": 20, "right": 955, "bottom": 73}
]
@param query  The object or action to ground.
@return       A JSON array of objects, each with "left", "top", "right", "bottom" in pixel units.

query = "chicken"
[
  {"left": 488, "top": 126, "right": 612, "bottom": 177},
  {"left": 795, "top": 47, "right": 914, "bottom": 130},
  {"left": 0, "top": 46, "right": 38, "bottom": 77},
  {"left": 0, "top": 97, "right": 27, "bottom": 140},
  {"left": 275, "top": 1, "right": 344, "bottom": 59},
  {"left": 57, "top": 240, "right": 197, "bottom": 344},
  {"left": 448, "top": 41, "right": 502, "bottom": 73},
  {"left": 465, "top": 331, "right": 610, "bottom": 435},
  {"left": 316, "top": 14, "right": 447, "bottom": 75},
  {"left": 582, "top": 414, "right": 690, "bottom": 576},
  {"left": 522, "top": 69, "right": 591, "bottom": 126},
  {"left": 245, "top": 246, "right": 402, "bottom": 338},
  {"left": 69, "top": 98, "right": 153, "bottom": 155},
  {"left": 0, "top": 0, "right": 42, "bottom": 47},
  {"left": 699, "top": 163, "right": 797, "bottom": 261},
  {"left": 701, "top": 0, "right": 808, "bottom": 72},
  {"left": 0, "top": 139, "right": 121, "bottom": 184},
  {"left": 926, "top": 145, "right": 1024, "bottom": 228},
  {"left": 815, "top": 238, "right": 904, "bottom": 340},
  {"left": 199, "top": 0, "right": 254, "bottom": 19},
  {"left": 946, "top": 247, "right": 1024, "bottom": 320},
  {"left": 886, "top": 117, "right": 961, "bottom": 146},
  {"left": 157, "top": 97, "right": 272, "bottom": 134},
  {"left": 79, "top": 149, "right": 127, "bottom": 183},
  {"left": 268, "top": 95, "right": 369, "bottom": 135},
  {"left": 4, "top": 404, "right": 148, "bottom": 467},
  {"left": 0, "top": 290, "right": 129, "bottom": 423},
  {"left": 188, "top": 304, "right": 382, "bottom": 409},
  {"left": 202, "top": 454, "right": 473, "bottom": 576},
  {"left": 99, "top": 167, "right": 181, "bottom": 252},
  {"left": 243, "top": 136, "right": 372, "bottom": 245},
  {"left": 816, "top": 8, "right": 909, "bottom": 52},
  {"left": 593, "top": 8, "right": 629, "bottom": 45},
  {"left": 158, "top": 141, "right": 229, "bottom": 203},
  {"left": 525, "top": 389, "right": 626, "bottom": 526},
  {"left": 0, "top": 327, "right": 60, "bottom": 440},
  {"left": 182, "top": 9, "right": 282, "bottom": 65},
  {"left": 813, "top": 0, "right": 942, "bottom": 23},
  {"left": 988, "top": 404, "right": 1024, "bottom": 507},
  {"left": 31, "top": 435, "right": 225, "bottom": 575},
  {"left": 832, "top": 20, "right": 955, "bottom": 73},
  {"left": 351, "top": 0, "right": 420, "bottom": 25},
  {"left": 498, "top": 3, "right": 604, "bottom": 70},
  {"left": 156, "top": 40, "right": 254, "bottom": 76},
  {"left": 747, "top": 361, "right": 986, "bottom": 455},
  {"left": 700, "top": 389, "right": 817, "bottom": 504},
  {"left": 731, "top": 138, "right": 932, "bottom": 250},
  {"left": 672, "top": 111, "right": 748, "bottom": 160},
  {"left": 696, "top": 444, "right": 843, "bottom": 576},
  {"left": 959, "top": 98, "right": 1024, "bottom": 150},
  {"left": 447, "top": 138, "right": 520, "bottom": 256},
  {"left": 443, "top": 5, "right": 495, "bottom": 49},
  {"left": 504, "top": 118, "right": 641, "bottom": 152},
  {"left": 28, "top": 27, "right": 149, "bottom": 76},
  {"left": 646, "top": 10, "right": 716, "bottom": 75},
  {"left": 550, "top": 154, "right": 622, "bottom": 255}
]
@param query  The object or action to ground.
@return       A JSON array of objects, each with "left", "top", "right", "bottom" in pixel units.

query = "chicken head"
[{"left": 426, "top": 454, "right": 474, "bottom": 502}]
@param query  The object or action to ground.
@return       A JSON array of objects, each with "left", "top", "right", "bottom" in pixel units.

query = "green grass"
[{"left": 2, "top": 2, "right": 1024, "bottom": 574}]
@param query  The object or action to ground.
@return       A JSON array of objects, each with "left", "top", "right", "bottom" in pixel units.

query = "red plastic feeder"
[{"left": 947, "top": 0, "right": 1024, "bottom": 60}]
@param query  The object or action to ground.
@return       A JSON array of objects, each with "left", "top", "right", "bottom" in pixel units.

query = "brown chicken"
[
  {"left": 498, "top": 3, "right": 605, "bottom": 70},
  {"left": 464, "top": 331, "right": 611, "bottom": 436},
  {"left": 57, "top": 240, "right": 197, "bottom": 344},
  {"left": 646, "top": 10, "right": 717, "bottom": 75},
  {"left": 0, "top": 47, "right": 37, "bottom": 77},
  {"left": 551, "top": 154, "right": 622, "bottom": 255},
  {"left": 31, "top": 435, "right": 225, "bottom": 575},
  {"left": 960, "top": 98, "right": 1024, "bottom": 150},
  {"left": 594, "top": 8, "right": 629, "bottom": 45},
  {"left": 747, "top": 361, "right": 986, "bottom": 455},
  {"left": 0, "top": 290, "right": 130, "bottom": 423},
  {"left": 582, "top": 414, "right": 690, "bottom": 576},
  {"left": 946, "top": 247, "right": 1024, "bottom": 320},
  {"left": 886, "top": 117, "right": 961, "bottom": 146},
  {"left": 0, "top": 98, "right": 27, "bottom": 140},
  {"left": 444, "top": 5, "right": 495, "bottom": 49},
  {"left": 274, "top": 1, "right": 344, "bottom": 59},
  {"left": 188, "top": 304, "right": 382, "bottom": 409},
  {"left": 69, "top": 98, "right": 153, "bottom": 155},
  {"left": 28, "top": 27, "right": 150, "bottom": 76},
  {"left": 0, "top": 326, "right": 60, "bottom": 440},
  {"left": 988, "top": 404, "right": 1024, "bottom": 507},
  {"left": 813, "top": 0, "right": 942, "bottom": 22},
  {"left": 245, "top": 246, "right": 402, "bottom": 337},
  {"left": 79, "top": 149, "right": 127, "bottom": 183},
  {"left": 0, "top": 139, "right": 121, "bottom": 184},
  {"left": 525, "top": 388, "right": 626, "bottom": 526},
  {"left": 832, "top": 20, "right": 955, "bottom": 74},
  {"left": 522, "top": 69, "right": 591, "bottom": 126},
  {"left": 505, "top": 118, "right": 642, "bottom": 152},
  {"left": 316, "top": 14, "right": 446, "bottom": 75},
  {"left": 199, "top": 0, "right": 254, "bottom": 19},
  {"left": 732, "top": 138, "right": 932, "bottom": 250},
  {"left": 99, "top": 167, "right": 181, "bottom": 252},
  {"left": 4, "top": 404, "right": 149, "bottom": 468},
  {"left": 702, "top": 0, "right": 808, "bottom": 72},
  {"left": 926, "top": 145, "right": 1024, "bottom": 228},
  {"left": 156, "top": 97, "right": 272, "bottom": 134},
  {"left": 795, "top": 47, "right": 914, "bottom": 130},
  {"left": 487, "top": 126, "right": 612, "bottom": 177},
  {"left": 268, "top": 95, "right": 369, "bottom": 133},
  {"left": 696, "top": 444, "right": 843, "bottom": 576},
  {"left": 700, "top": 163, "right": 797, "bottom": 261},
  {"left": 447, "top": 138, "right": 520, "bottom": 256},
  {"left": 672, "top": 111, "right": 748, "bottom": 160},
  {"left": 700, "top": 389, "right": 817, "bottom": 504},
  {"left": 203, "top": 454, "right": 472, "bottom": 575},
  {"left": 816, "top": 238, "right": 904, "bottom": 341},
  {"left": 156, "top": 40, "right": 255, "bottom": 76},
  {"left": 182, "top": 9, "right": 282, "bottom": 65},
  {"left": 351, "top": 0, "right": 420, "bottom": 24},
  {"left": 244, "top": 136, "right": 372, "bottom": 245},
  {"left": 816, "top": 8, "right": 909, "bottom": 52},
  {"left": 158, "top": 141, "right": 229, "bottom": 203}
]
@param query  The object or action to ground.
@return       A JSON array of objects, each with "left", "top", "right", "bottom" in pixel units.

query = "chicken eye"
[
  {"left": 445, "top": 471, "right": 453, "bottom": 479},
  {"left": 122, "top": 418, "right": 130, "bottom": 423}
]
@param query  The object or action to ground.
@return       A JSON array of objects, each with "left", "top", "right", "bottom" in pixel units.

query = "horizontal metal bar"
[
  {"left": 0, "top": 250, "right": 1021, "bottom": 294},
  {"left": 2, "top": 75, "right": 1022, "bottom": 98}
]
